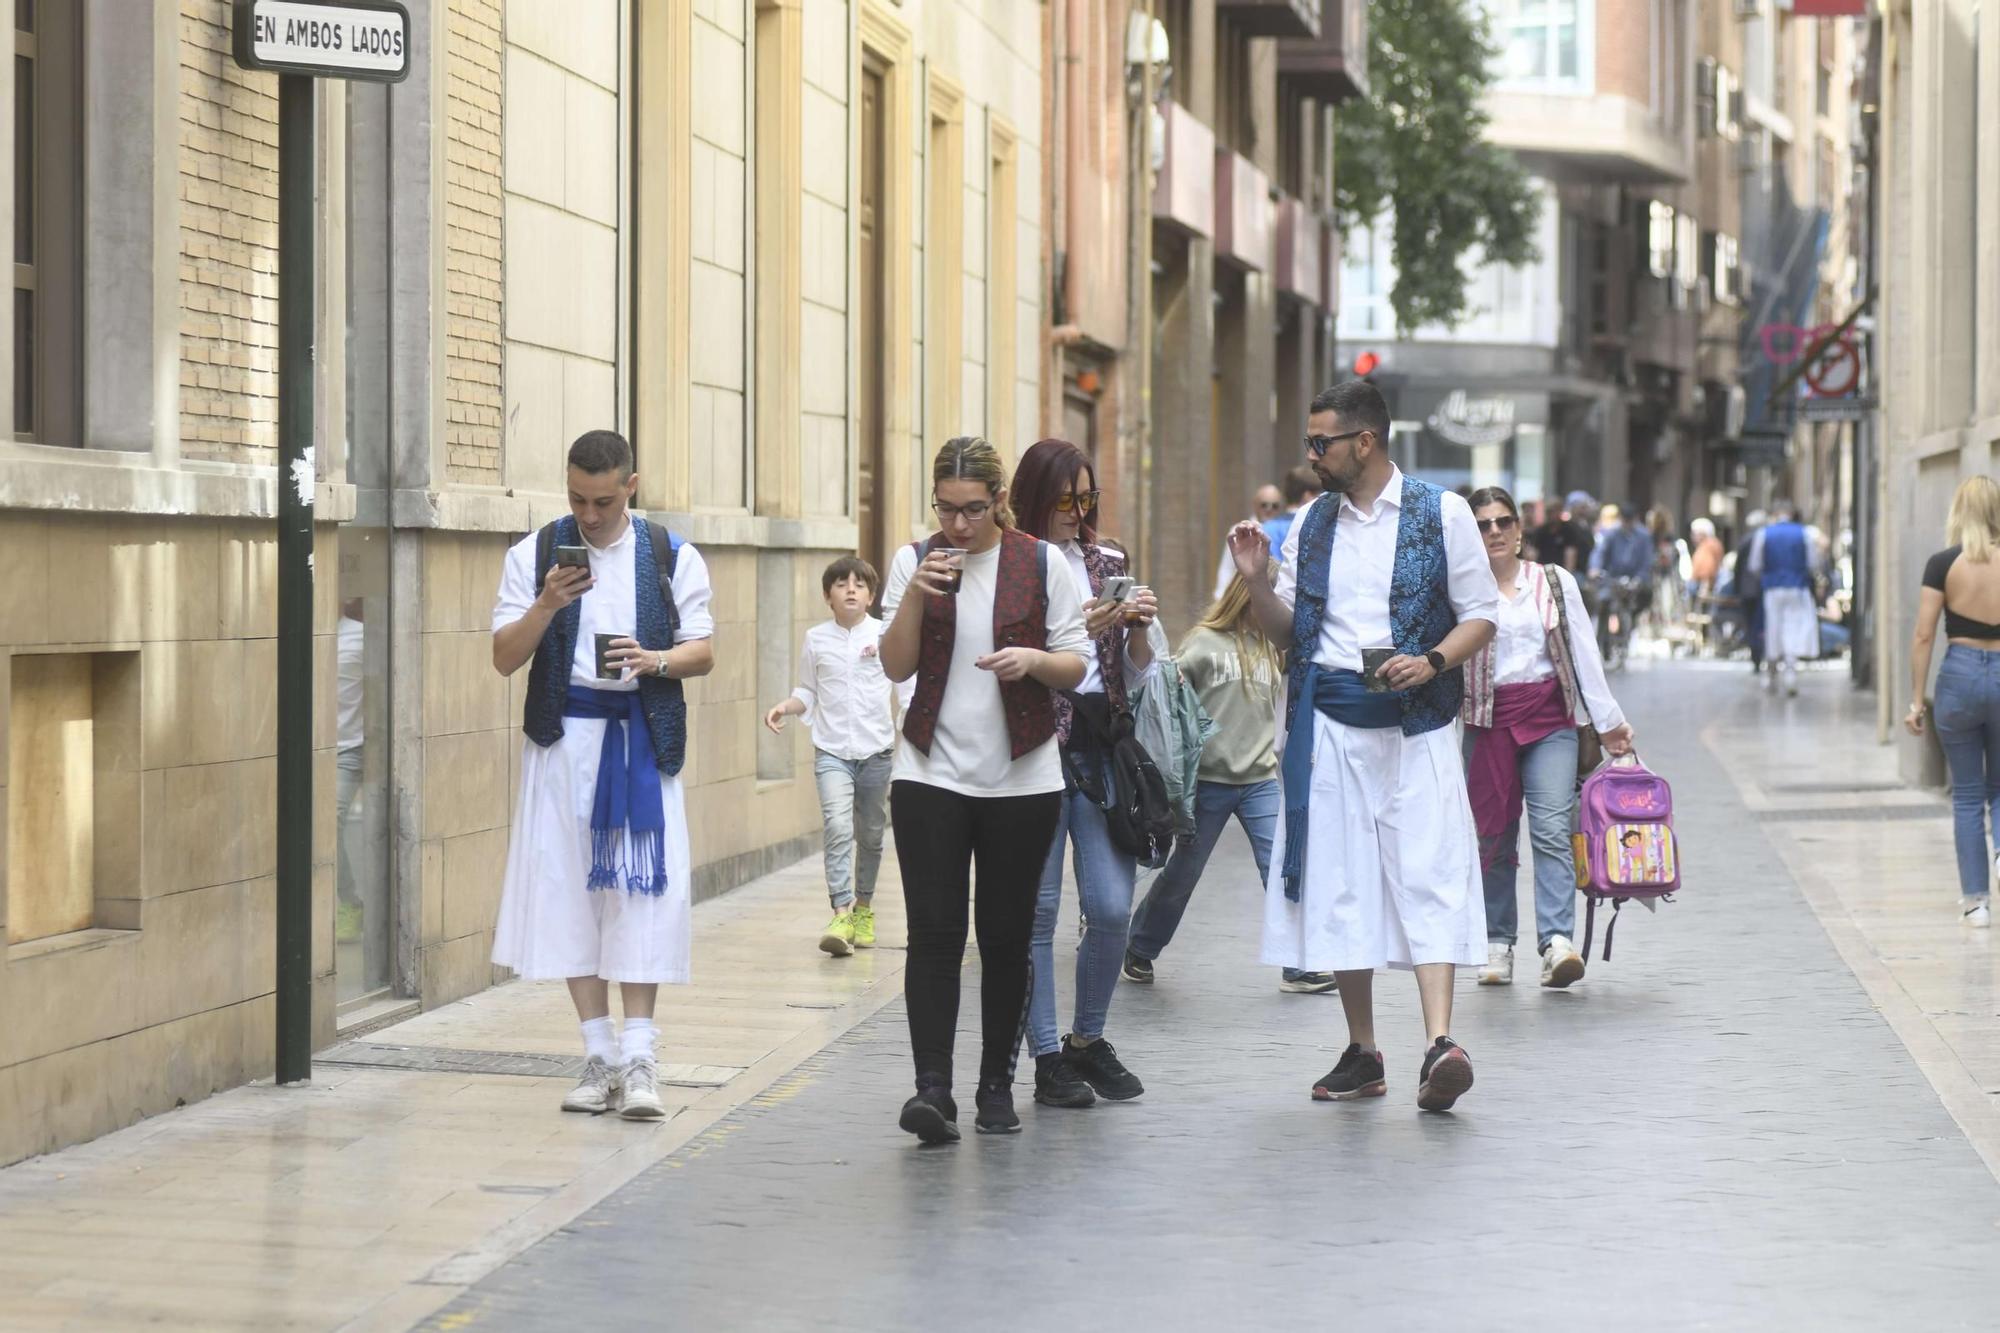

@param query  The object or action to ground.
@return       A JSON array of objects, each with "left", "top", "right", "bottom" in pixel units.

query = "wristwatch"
[{"left": 1424, "top": 649, "right": 1447, "bottom": 676}]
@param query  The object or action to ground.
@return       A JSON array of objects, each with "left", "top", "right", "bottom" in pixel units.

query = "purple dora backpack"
[{"left": 1571, "top": 755, "right": 1679, "bottom": 961}]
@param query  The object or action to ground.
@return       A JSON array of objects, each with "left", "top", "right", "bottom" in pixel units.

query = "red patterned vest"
[
  {"left": 902, "top": 528, "right": 1056, "bottom": 760},
  {"left": 1053, "top": 542, "right": 1130, "bottom": 744}
]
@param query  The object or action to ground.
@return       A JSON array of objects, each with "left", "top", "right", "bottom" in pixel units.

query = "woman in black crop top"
[{"left": 1907, "top": 476, "right": 2000, "bottom": 926}]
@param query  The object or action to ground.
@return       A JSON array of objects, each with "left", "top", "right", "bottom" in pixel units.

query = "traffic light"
[{"left": 1352, "top": 351, "right": 1381, "bottom": 378}]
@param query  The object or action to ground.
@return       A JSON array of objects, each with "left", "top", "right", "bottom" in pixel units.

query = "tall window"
[
  {"left": 1490, "top": 0, "right": 1588, "bottom": 90},
  {"left": 13, "top": 0, "right": 82, "bottom": 444}
]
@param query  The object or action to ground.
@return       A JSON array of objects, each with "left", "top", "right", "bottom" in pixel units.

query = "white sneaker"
[
  {"left": 1963, "top": 898, "right": 1991, "bottom": 929},
  {"left": 619, "top": 1055, "right": 667, "bottom": 1119},
  {"left": 561, "top": 1055, "right": 621, "bottom": 1114},
  {"left": 1477, "top": 943, "right": 1514, "bottom": 986},
  {"left": 1541, "top": 935, "right": 1586, "bottom": 988}
]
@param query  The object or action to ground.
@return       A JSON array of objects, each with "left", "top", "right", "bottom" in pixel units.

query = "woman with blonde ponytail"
[{"left": 1907, "top": 475, "right": 2000, "bottom": 926}]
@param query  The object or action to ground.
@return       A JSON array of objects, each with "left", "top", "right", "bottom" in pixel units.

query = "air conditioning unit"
[{"left": 1734, "top": 0, "right": 1762, "bottom": 18}]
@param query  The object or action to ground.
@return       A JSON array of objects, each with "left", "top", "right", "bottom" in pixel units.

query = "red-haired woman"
[{"left": 1009, "top": 438, "right": 1163, "bottom": 1109}]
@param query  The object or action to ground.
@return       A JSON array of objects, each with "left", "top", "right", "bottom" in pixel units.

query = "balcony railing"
[
  {"left": 1216, "top": 0, "right": 1321, "bottom": 40},
  {"left": 1277, "top": 0, "right": 1367, "bottom": 104}
]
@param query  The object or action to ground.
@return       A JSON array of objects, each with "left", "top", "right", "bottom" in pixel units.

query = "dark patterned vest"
[
  {"left": 522, "top": 516, "right": 688, "bottom": 776},
  {"left": 1285, "top": 475, "right": 1463, "bottom": 738},
  {"left": 1054, "top": 542, "right": 1130, "bottom": 745},
  {"left": 902, "top": 528, "right": 1056, "bottom": 760}
]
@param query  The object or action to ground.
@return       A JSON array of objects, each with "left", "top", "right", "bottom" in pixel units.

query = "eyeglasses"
[
  {"left": 1054, "top": 490, "right": 1101, "bottom": 514},
  {"left": 1304, "top": 429, "right": 1369, "bottom": 459},
  {"left": 1476, "top": 515, "right": 1520, "bottom": 535},
  {"left": 932, "top": 500, "right": 994, "bottom": 521},
  {"left": 1254, "top": 500, "right": 1283, "bottom": 515}
]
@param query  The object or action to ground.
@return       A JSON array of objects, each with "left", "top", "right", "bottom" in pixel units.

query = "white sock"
[
  {"left": 580, "top": 1016, "right": 618, "bottom": 1065},
  {"left": 620, "top": 1018, "right": 658, "bottom": 1064}
]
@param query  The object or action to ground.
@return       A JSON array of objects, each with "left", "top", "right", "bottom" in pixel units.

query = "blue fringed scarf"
[{"left": 563, "top": 685, "right": 670, "bottom": 896}]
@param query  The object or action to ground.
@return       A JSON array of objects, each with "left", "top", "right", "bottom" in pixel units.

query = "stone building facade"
[{"left": 0, "top": 0, "right": 1042, "bottom": 1166}]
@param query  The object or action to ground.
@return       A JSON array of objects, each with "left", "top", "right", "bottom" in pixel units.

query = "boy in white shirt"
[{"left": 765, "top": 556, "right": 906, "bottom": 956}]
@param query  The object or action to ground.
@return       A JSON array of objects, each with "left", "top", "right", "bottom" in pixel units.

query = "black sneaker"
[
  {"left": 974, "top": 1079, "right": 1021, "bottom": 1135},
  {"left": 1121, "top": 951, "right": 1155, "bottom": 984},
  {"left": 1061, "top": 1034, "right": 1144, "bottom": 1101},
  {"left": 1311, "top": 1044, "right": 1386, "bottom": 1101},
  {"left": 898, "top": 1077, "right": 961, "bottom": 1144},
  {"left": 1034, "top": 1050, "right": 1097, "bottom": 1108},
  {"left": 1416, "top": 1036, "right": 1474, "bottom": 1112}
]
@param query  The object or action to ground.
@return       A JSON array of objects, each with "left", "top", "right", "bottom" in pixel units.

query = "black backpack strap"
[
  {"left": 645, "top": 519, "right": 682, "bottom": 635},
  {"left": 1602, "top": 899, "right": 1622, "bottom": 962},
  {"left": 1581, "top": 893, "right": 1597, "bottom": 962},
  {"left": 533, "top": 521, "right": 558, "bottom": 591}
]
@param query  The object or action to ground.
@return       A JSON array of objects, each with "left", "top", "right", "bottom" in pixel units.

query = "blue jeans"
[
  {"left": 1025, "top": 750, "right": 1137, "bottom": 1058},
  {"left": 1128, "top": 779, "right": 1278, "bottom": 961},
  {"left": 1471, "top": 726, "right": 1580, "bottom": 950},
  {"left": 814, "top": 747, "right": 893, "bottom": 909},
  {"left": 1935, "top": 644, "right": 2000, "bottom": 900}
]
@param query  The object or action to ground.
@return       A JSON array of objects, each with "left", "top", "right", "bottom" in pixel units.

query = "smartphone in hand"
[
  {"left": 1101, "top": 575, "right": 1136, "bottom": 604},
  {"left": 553, "top": 545, "right": 590, "bottom": 572}
]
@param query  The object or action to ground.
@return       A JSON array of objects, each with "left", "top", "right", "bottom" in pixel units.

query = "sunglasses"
[
  {"left": 1053, "top": 489, "right": 1101, "bottom": 514},
  {"left": 1304, "top": 429, "right": 1369, "bottom": 459},
  {"left": 1476, "top": 515, "right": 1520, "bottom": 535}
]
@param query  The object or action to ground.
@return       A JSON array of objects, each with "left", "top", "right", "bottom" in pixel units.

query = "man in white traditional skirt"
[
  {"left": 1746, "top": 497, "right": 1825, "bottom": 699},
  {"left": 490, "top": 430, "right": 715, "bottom": 1120},
  {"left": 1229, "top": 380, "right": 1500, "bottom": 1113}
]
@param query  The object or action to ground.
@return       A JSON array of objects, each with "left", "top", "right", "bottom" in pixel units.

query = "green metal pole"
[{"left": 276, "top": 72, "right": 315, "bottom": 1085}]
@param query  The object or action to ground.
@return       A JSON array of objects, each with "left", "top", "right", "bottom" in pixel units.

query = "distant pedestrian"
[
  {"left": 1689, "top": 518, "right": 1724, "bottom": 595},
  {"left": 1011, "top": 437, "right": 1160, "bottom": 1111},
  {"left": 1124, "top": 564, "right": 1337, "bottom": 993},
  {"left": 1460, "top": 487, "right": 1633, "bottom": 989},
  {"left": 1262, "top": 466, "right": 1325, "bottom": 565},
  {"left": 878, "top": 437, "right": 1090, "bottom": 1143},
  {"left": 763, "top": 556, "right": 906, "bottom": 959},
  {"left": 1214, "top": 483, "right": 1285, "bottom": 599},
  {"left": 1731, "top": 510, "right": 1769, "bottom": 674},
  {"left": 1747, "top": 498, "right": 1825, "bottom": 697},
  {"left": 1231, "top": 380, "right": 1499, "bottom": 1112},
  {"left": 1531, "top": 490, "right": 1596, "bottom": 573},
  {"left": 489, "top": 430, "right": 716, "bottom": 1121},
  {"left": 1905, "top": 476, "right": 2000, "bottom": 928}
]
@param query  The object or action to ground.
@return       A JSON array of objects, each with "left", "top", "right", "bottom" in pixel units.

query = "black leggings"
[{"left": 891, "top": 781, "right": 1062, "bottom": 1089}]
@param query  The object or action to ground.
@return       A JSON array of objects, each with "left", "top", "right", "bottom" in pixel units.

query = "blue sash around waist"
[
  {"left": 565, "top": 685, "right": 668, "bottom": 897},
  {"left": 1279, "top": 666, "right": 1401, "bottom": 903}
]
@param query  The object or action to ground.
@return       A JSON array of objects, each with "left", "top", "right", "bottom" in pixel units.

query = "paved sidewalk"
[
  {"left": 426, "top": 660, "right": 2000, "bottom": 1332},
  {"left": 0, "top": 853, "right": 915, "bottom": 1332}
]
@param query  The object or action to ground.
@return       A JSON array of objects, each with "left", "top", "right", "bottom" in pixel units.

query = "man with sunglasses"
[
  {"left": 1215, "top": 483, "right": 1286, "bottom": 600},
  {"left": 1229, "top": 380, "right": 1499, "bottom": 1113}
]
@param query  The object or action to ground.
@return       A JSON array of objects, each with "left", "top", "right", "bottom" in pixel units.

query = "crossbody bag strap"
[{"left": 1544, "top": 560, "right": 1592, "bottom": 728}]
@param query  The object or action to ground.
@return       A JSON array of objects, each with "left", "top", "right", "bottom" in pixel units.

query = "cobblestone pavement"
[{"left": 426, "top": 662, "right": 2000, "bottom": 1332}]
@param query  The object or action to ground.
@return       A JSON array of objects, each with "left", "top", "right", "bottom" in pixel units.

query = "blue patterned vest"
[
  {"left": 522, "top": 515, "right": 689, "bottom": 776},
  {"left": 1284, "top": 475, "right": 1463, "bottom": 738}
]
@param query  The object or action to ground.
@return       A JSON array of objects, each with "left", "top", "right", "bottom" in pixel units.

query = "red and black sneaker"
[
  {"left": 1311, "top": 1044, "right": 1386, "bottom": 1101},
  {"left": 1416, "top": 1036, "right": 1474, "bottom": 1112}
]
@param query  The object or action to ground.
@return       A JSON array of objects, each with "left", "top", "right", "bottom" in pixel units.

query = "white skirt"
[
  {"left": 1262, "top": 712, "right": 1486, "bottom": 972},
  {"left": 492, "top": 721, "right": 693, "bottom": 984},
  {"left": 1762, "top": 586, "right": 1821, "bottom": 661}
]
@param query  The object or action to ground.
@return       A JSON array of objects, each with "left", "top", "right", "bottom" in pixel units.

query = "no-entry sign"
[{"left": 233, "top": 0, "right": 411, "bottom": 82}]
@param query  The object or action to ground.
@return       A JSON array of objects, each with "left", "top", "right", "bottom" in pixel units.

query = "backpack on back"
[
  {"left": 1571, "top": 756, "right": 1679, "bottom": 961},
  {"left": 1129, "top": 651, "right": 1217, "bottom": 842}
]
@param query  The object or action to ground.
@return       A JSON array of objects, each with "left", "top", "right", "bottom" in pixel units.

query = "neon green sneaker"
[
  {"left": 819, "top": 911, "right": 856, "bottom": 957},
  {"left": 851, "top": 903, "right": 877, "bottom": 949}
]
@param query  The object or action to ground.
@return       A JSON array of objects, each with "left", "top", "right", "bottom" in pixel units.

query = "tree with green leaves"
[{"left": 1334, "top": 0, "right": 1541, "bottom": 335}]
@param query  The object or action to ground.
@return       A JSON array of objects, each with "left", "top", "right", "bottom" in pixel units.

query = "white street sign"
[{"left": 234, "top": 0, "right": 411, "bottom": 82}]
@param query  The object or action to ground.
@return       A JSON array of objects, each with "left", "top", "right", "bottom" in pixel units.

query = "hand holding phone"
[
  {"left": 1101, "top": 575, "right": 1136, "bottom": 604},
  {"left": 539, "top": 545, "right": 595, "bottom": 612}
]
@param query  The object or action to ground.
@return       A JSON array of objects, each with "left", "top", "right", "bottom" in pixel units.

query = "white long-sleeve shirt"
[
  {"left": 1494, "top": 564, "right": 1627, "bottom": 733},
  {"left": 789, "top": 616, "right": 908, "bottom": 761},
  {"left": 1275, "top": 468, "right": 1499, "bottom": 670}
]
